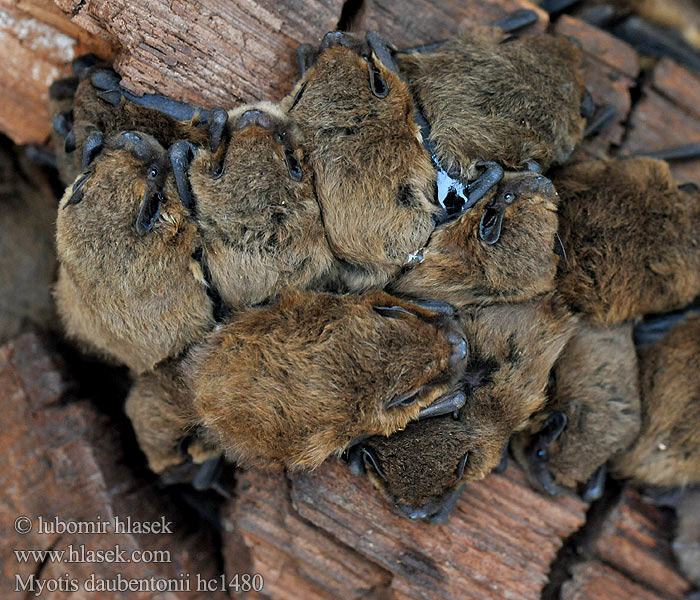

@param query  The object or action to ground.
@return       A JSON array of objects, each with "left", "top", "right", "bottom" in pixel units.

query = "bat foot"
[
  {"left": 72, "top": 53, "right": 109, "bottom": 81},
  {"left": 584, "top": 103, "right": 617, "bottom": 138},
  {"left": 53, "top": 109, "right": 74, "bottom": 138}
]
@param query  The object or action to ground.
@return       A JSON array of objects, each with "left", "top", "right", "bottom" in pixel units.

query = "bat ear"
[
  {"left": 63, "top": 173, "right": 91, "bottom": 208},
  {"left": 538, "top": 411, "right": 568, "bottom": 445},
  {"left": 135, "top": 188, "right": 163, "bottom": 235},
  {"left": 479, "top": 204, "right": 505, "bottom": 244},
  {"left": 81, "top": 131, "right": 104, "bottom": 170}
]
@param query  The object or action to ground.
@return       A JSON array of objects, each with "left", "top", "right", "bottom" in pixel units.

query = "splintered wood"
[
  {"left": 0, "top": 335, "right": 223, "bottom": 599},
  {"left": 230, "top": 463, "right": 586, "bottom": 600}
]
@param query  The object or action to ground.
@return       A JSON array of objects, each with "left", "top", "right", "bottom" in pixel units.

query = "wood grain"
[
  {"left": 591, "top": 487, "right": 691, "bottom": 599},
  {"left": 230, "top": 460, "right": 587, "bottom": 600},
  {"left": 0, "top": 334, "right": 223, "bottom": 599}
]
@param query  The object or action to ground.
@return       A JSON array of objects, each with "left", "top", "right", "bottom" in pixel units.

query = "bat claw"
[
  {"left": 582, "top": 463, "right": 607, "bottom": 502},
  {"left": 418, "top": 390, "right": 466, "bottom": 420},
  {"left": 169, "top": 140, "right": 199, "bottom": 212}
]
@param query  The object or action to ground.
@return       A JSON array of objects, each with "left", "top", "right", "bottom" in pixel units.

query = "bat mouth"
[{"left": 395, "top": 483, "right": 467, "bottom": 525}]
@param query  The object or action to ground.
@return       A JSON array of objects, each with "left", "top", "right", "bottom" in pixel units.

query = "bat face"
[
  {"left": 555, "top": 158, "right": 700, "bottom": 325},
  {"left": 55, "top": 131, "right": 213, "bottom": 373},
  {"left": 351, "top": 294, "right": 575, "bottom": 522},
  {"left": 611, "top": 313, "right": 700, "bottom": 487},
  {"left": 396, "top": 27, "right": 586, "bottom": 177},
  {"left": 188, "top": 290, "right": 470, "bottom": 470},
  {"left": 284, "top": 32, "right": 438, "bottom": 291},
  {"left": 511, "top": 322, "right": 641, "bottom": 496},
  {"left": 186, "top": 102, "right": 335, "bottom": 309},
  {"left": 391, "top": 171, "right": 560, "bottom": 307}
]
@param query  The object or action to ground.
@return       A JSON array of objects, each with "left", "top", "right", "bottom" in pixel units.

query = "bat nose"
[
  {"left": 236, "top": 109, "right": 273, "bottom": 131},
  {"left": 519, "top": 174, "right": 554, "bottom": 195},
  {"left": 121, "top": 131, "right": 142, "bottom": 143}
]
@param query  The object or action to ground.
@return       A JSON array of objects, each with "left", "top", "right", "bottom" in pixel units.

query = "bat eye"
[
  {"left": 535, "top": 447, "right": 548, "bottom": 461},
  {"left": 148, "top": 165, "right": 159, "bottom": 179},
  {"left": 504, "top": 192, "right": 515, "bottom": 203}
]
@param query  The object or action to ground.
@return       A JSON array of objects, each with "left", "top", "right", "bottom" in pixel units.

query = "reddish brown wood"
[
  {"left": 620, "top": 61, "right": 700, "bottom": 183},
  {"left": 229, "top": 468, "right": 393, "bottom": 600},
  {"left": 361, "top": 0, "right": 548, "bottom": 49},
  {"left": 0, "top": 0, "right": 113, "bottom": 144},
  {"left": 554, "top": 16, "right": 639, "bottom": 161},
  {"left": 54, "top": 0, "right": 345, "bottom": 109},
  {"left": 230, "top": 460, "right": 587, "bottom": 600},
  {"left": 0, "top": 334, "right": 222, "bottom": 599},
  {"left": 651, "top": 57, "right": 700, "bottom": 121},
  {"left": 590, "top": 487, "right": 691, "bottom": 599},
  {"left": 560, "top": 561, "right": 668, "bottom": 600}
]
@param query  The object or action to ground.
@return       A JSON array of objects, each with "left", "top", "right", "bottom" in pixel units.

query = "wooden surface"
[
  {"left": 231, "top": 462, "right": 587, "bottom": 600},
  {"left": 0, "top": 0, "right": 113, "bottom": 144},
  {"left": 561, "top": 562, "right": 668, "bottom": 600},
  {"left": 0, "top": 335, "right": 223, "bottom": 599},
  {"left": 590, "top": 488, "right": 691, "bottom": 599}
]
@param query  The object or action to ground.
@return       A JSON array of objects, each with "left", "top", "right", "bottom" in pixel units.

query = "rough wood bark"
[
  {"left": 0, "top": 0, "right": 113, "bottom": 144},
  {"left": 561, "top": 561, "right": 669, "bottom": 600},
  {"left": 231, "top": 461, "right": 587, "bottom": 600},
  {"left": 621, "top": 56, "right": 700, "bottom": 183},
  {"left": 554, "top": 15, "right": 639, "bottom": 161},
  {"left": 590, "top": 488, "right": 691, "bottom": 599},
  {"left": 53, "top": 0, "right": 346, "bottom": 107},
  {"left": 0, "top": 334, "right": 223, "bottom": 599}
]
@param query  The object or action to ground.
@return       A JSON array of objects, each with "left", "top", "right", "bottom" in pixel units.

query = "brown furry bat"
[
  {"left": 395, "top": 26, "right": 587, "bottom": 180},
  {"left": 55, "top": 130, "right": 214, "bottom": 374},
  {"left": 510, "top": 322, "right": 641, "bottom": 496},
  {"left": 610, "top": 314, "right": 700, "bottom": 488},
  {"left": 554, "top": 158, "right": 700, "bottom": 326},
  {"left": 283, "top": 32, "right": 439, "bottom": 291},
  {"left": 50, "top": 58, "right": 210, "bottom": 187},
  {"left": 0, "top": 139, "right": 58, "bottom": 343},
  {"left": 125, "top": 360, "right": 197, "bottom": 473},
  {"left": 188, "top": 290, "right": 470, "bottom": 470},
  {"left": 346, "top": 293, "right": 574, "bottom": 522},
  {"left": 184, "top": 102, "right": 336, "bottom": 309},
  {"left": 390, "top": 171, "right": 560, "bottom": 306},
  {"left": 515, "top": 312, "right": 700, "bottom": 585}
]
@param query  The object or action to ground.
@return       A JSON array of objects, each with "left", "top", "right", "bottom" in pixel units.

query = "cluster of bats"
[{"left": 46, "top": 7, "right": 699, "bottom": 587}]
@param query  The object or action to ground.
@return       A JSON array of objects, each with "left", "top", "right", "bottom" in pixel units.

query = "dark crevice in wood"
[
  {"left": 337, "top": 0, "right": 365, "bottom": 31},
  {"left": 541, "top": 478, "right": 623, "bottom": 600},
  {"left": 283, "top": 468, "right": 396, "bottom": 594},
  {"left": 612, "top": 67, "right": 650, "bottom": 156}
]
